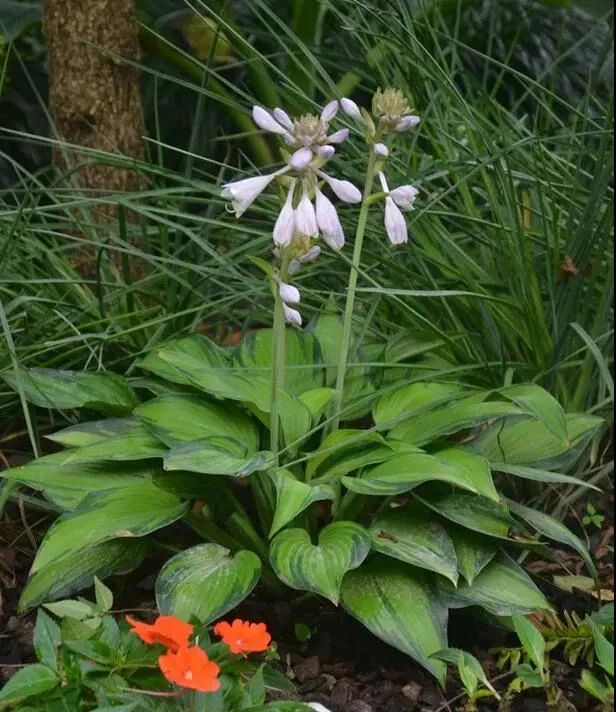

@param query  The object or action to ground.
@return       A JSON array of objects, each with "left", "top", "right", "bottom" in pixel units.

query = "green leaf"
[
  {"left": 138, "top": 335, "right": 228, "bottom": 386},
  {"left": 155, "top": 544, "right": 261, "bottom": 625},
  {"left": 590, "top": 603, "right": 614, "bottom": 628},
  {"left": 309, "top": 309, "right": 343, "bottom": 385},
  {"left": 269, "top": 469, "right": 335, "bottom": 537},
  {"left": 499, "top": 384, "right": 568, "bottom": 444},
  {"left": 341, "top": 556, "right": 448, "bottom": 684},
  {"left": 306, "top": 429, "right": 392, "bottom": 482},
  {"left": 384, "top": 331, "right": 445, "bottom": 363},
  {"left": 493, "top": 462, "right": 601, "bottom": 490},
  {"left": 506, "top": 499, "right": 596, "bottom": 579},
  {"left": 346, "top": 448, "right": 498, "bottom": 501},
  {"left": 388, "top": 398, "right": 524, "bottom": 445},
  {"left": 448, "top": 527, "right": 498, "bottom": 584},
  {"left": 30, "top": 483, "right": 186, "bottom": 574},
  {"left": 298, "top": 387, "right": 335, "bottom": 423},
  {"left": 431, "top": 648, "right": 497, "bottom": 697},
  {"left": 164, "top": 437, "right": 273, "bottom": 476},
  {"left": 94, "top": 577, "right": 113, "bottom": 613},
  {"left": 373, "top": 381, "right": 468, "bottom": 427},
  {"left": 270, "top": 522, "right": 371, "bottom": 605},
  {"left": 416, "top": 487, "right": 517, "bottom": 539},
  {"left": 580, "top": 669, "right": 612, "bottom": 702},
  {"left": 369, "top": 504, "right": 459, "bottom": 584},
  {"left": 590, "top": 620, "right": 614, "bottom": 676},
  {"left": 20, "top": 540, "right": 148, "bottom": 610},
  {"left": 43, "top": 600, "right": 95, "bottom": 620},
  {"left": 515, "top": 663, "right": 544, "bottom": 688},
  {"left": 0, "top": 1, "right": 42, "bottom": 42},
  {"left": 277, "top": 390, "right": 313, "bottom": 449},
  {"left": 32, "top": 610, "right": 60, "bottom": 671},
  {"left": 441, "top": 553, "right": 551, "bottom": 616},
  {"left": 1, "top": 454, "right": 151, "bottom": 510},
  {"left": 0, "top": 664, "right": 58, "bottom": 708},
  {"left": 46, "top": 418, "right": 137, "bottom": 448},
  {"left": 512, "top": 611, "right": 546, "bottom": 670},
  {"left": 471, "top": 413, "right": 604, "bottom": 470},
  {"left": 56, "top": 421, "right": 166, "bottom": 464},
  {"left": 3, "top": 368, "right": 138, "bottom": 416},
  {"left": 134, "top": 394, "right": 259, "bottom": 451},
  {"left": 234, "top": 329, "right": 323, "bottom": 395}
]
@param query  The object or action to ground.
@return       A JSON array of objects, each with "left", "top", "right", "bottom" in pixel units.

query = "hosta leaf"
[
  {"left": 471, "top": 413, "right": 604, "bottom": 470},
  {"left": 499, "top": 384, "right": 568, "bottom": 444},
  {"left": 3, "top": 368, "right": 138, "bottom": 415},
  {"left": 507, "top": 499, "right": 596, "bottom": 579},
  {"left": 440, "top": 553, "right": 551, "bottom": 616},
  {"left": 309, "top": 308, "right": 343, "bottom": 385},
  {"left": 369, "top": 504, "right": 459, "bottom": 584},
  {"left": 343, "top": 448, "right": 498, "bottom": 500},
  {"left": 493, "top": 463, "right": 601, "bottom": 490},
  {"left": 55, "top": 421, "right": 166, "bottom": 464},
  {"left": 341, "top": 557, "right": 448, "bottom": 684},
  {"left": 135, "top": 394, "right": 259, "bottom": 451},
  {"left": 374, "top": 381, "right": 468, "bottom": 427},
  {"left": 46, "top": 418, "right": 136, "bottom": 448},
  {"left": 234, "top": 329, "right": 324, "bottom": 395},
  {"left": 30, "top": 483, "right": 186, "bottom": 574},
  {"left": 269, "top": 469, "right": 335, "bottom": 537},
  {"left": 0, "top": 664, "right": 58, "bottom": 708},
  {"left": 1, "top": 454, "right": 151, "bottom": 510},
  {"left": 384, "top": 331, "right": 445, "bottom": 363},
  {"left": 416, "top": 487, "right": 517, "bottom": 539},
  {"left": 270, "top": 522, "right": 370, "bottom": 604},
  {"left": 20, "top": 539, "right": 148, "bottom": 609},
  {"left": 138, "top": 334, "right": 228, "bottom": 386},
  {"left": 277, "top": 391, "right": 313, "bottom": 449},
  {"left": 156, "top": 544, "right": 261, "bottom": 624},
  {"left": 306, "top": 429, "right": 391, "bottom": 481},
  {"left": 448, "top": 527, "right": 498, "bottom": 584},
  {"left": 164, "top": 437, "right": 273, "bottom": 476},
  {"left": 389, "top": 398, "right": 524, "bottom": 445},
  {"left": 298, "top": 387, "right": 335, "bottom": 423}
]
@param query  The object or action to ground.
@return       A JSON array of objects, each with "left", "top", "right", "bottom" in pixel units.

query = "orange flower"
[
  {"left": 159, "top": 645, "right": 221, "bottom": 692},
  {"left": 126, "top": 615, "right": 193, "bottom": 652},
  {"left": 213, "top": 619, "right": 272, "bottom": 656}
]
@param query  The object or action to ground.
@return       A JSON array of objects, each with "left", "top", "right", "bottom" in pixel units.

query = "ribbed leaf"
[
  {"left": 156, "top": 544, "right": 261, "bottom": 625},
  {"left": 164, "top": 437, "right": 273, "bottom": 476},
  {"left": 30, "top": 483, "right": 186, "bottom": 574},
  {"left": 135, "top": 394, "right": 259, "bottom": 451},
  {"left": 369, "top": 504, "right": 459, "bottom": 584},
  {"left": 374, "top": 381, "right": 468, "bottom": 427},
  {"left": 269, "top": 469, "right": 335, "bottom": 537},
  {"left": 448, "top": 527, "right": 498, "bottom": 584},
  {"left": 270, "top": 522, "right": 370, "bottom": 605},
  {"left": 0, "top": 664, "right": 58, "bottom": 707},
  {"left": 46, "top": 418, "right": 136, "bottom": 448},
  {"left": 441, "top": 553, "right": 551, "bottom": 616},
  {"left": 20, "top": 539, "right": 148, "bottom": 610},
  {"left": 341, "top": 557, "right": 448, "bottom": 684},
  {"left": 500, "top": 384, "right": 568, "bottom": 444},
  {"left": 306, "top": 429, "right": 391, "bottom": 481},
  {"left": 3, "top": 368, "right": 138, "bottom": 415},
  {"left": 493, "top": 462, "right": 601, "bottom": 490}
]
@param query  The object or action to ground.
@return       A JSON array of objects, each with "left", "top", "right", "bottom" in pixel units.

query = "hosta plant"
[{"left": 3, "top": 90, "right": 604, "bottom": 685}]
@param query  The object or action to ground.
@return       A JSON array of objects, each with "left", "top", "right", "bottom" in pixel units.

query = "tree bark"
[{"left": 43, "top": 0, "right": 145, "bottom": 199}]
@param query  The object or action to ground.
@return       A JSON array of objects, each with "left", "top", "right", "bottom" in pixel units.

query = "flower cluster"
[{"left": 126, "top": 614, "right": 271, "bottom": 693}]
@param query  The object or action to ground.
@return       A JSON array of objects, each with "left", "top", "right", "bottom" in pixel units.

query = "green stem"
[
  {"left": 270, "top": 264, "right": 289, "bottom": 463},
  {"left": 329, "top": 150, "right": 379, "bottom": 432}
]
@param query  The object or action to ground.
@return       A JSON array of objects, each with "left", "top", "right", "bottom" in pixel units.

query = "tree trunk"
[{"left": 43, "top": 0, "right": 145, "bottom": 201}]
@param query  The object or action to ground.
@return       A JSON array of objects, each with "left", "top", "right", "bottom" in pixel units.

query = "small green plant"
[
  {"left": 0, "top": 578, "right": 309, "bottom": 711},
  {"left": 579, "top": 617, "right": 614, "bottom": 711},
  {"left": 583, "top": 503, "right": 605, "bottom": 529},
  {"left": 431, "top": 648, "right": 500, "bottom": 711}
]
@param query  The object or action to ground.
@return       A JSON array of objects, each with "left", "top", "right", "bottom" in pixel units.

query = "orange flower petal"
[
  {"left": 126, "top": 615, "right": 193, "bottom": 652},
  {"left": 159, "top": 646, "right": 221, "bottom": 692},
  {"left": 214, "top": 618, "right": 271, "bottom": 655}
]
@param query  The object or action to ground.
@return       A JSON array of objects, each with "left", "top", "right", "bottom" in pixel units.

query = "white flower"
[
  {"left": 283, "top": 304, "right": 302, "bottom": 327},
  {"left": 295, "top": 186, "right": 319, "bottom": 237},
  {"left": 326, "top": 128, "right": 349, "bottom": 144},
  {"left": 252, "top": 105, "right": 291, "bottom": 138},
  {"left": 221, "top": 173, "right": 278, "bottom": 217},
  {"left": 315, "top": 186, "right": 345, "bottom": 250},
  {"left": 279, "top": 281, "right": 301, "bottom": 304},
  {"left": 384, "top": 196, "right": 408, "bottom": 245},
  {"left": 395, "top": 115, "right": 421, "bottom": 132},
  {"left": 273, "top": 107, "right": 294, "bottom": 131},
  {"left": 374, "top": 142, "right": 389, "bottom": 158},
  {"left": 321, "top": 99, "right": 339, "bottom": 122},
  {"left": 389, "top": 185, "right": 419, "bottom": 210},
  {"left": 318, "top": 172, "right": 362, "bottom": 204},
  {"left": 273, "top": 181, "right": 296, "bottom": 246},
  {"left": 341, "top": 97, "right": 362, "bottom": 119},
  {"left": 317, "top": 145, "right": 335, "bottom": 160},
  {"left": 289, "top": 147, "right": 313, "bottom": 170},
  {"left": 299, "top": 245, "right": 321, "bottom": 263},
  {"left": 307, "top": 704, "right": 332, "bottom": 712}
]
